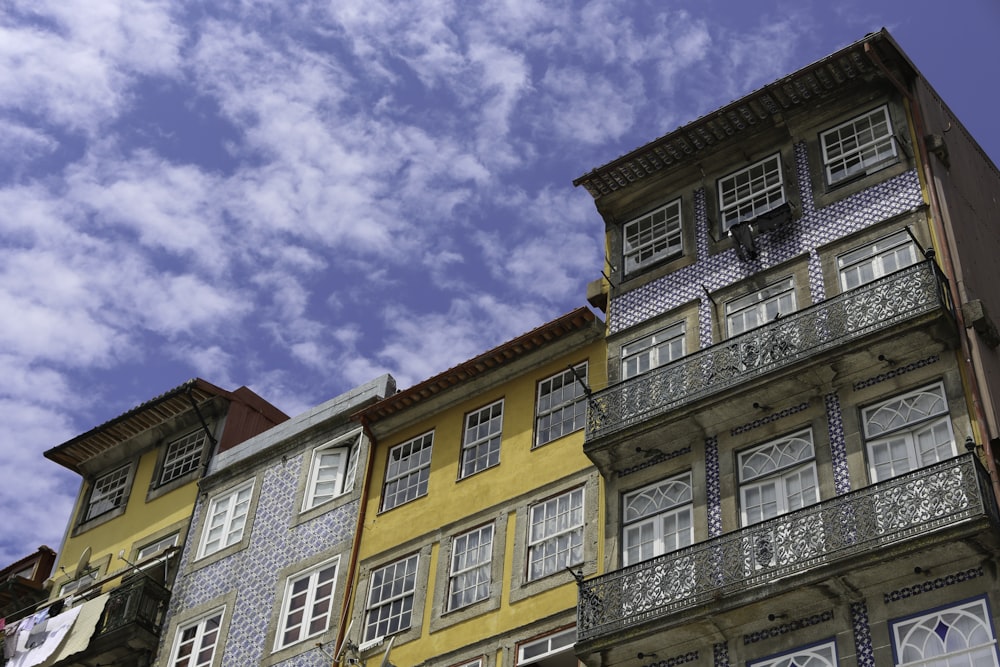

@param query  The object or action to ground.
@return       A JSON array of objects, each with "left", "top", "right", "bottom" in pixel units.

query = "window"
[
  {"left": 622, "top": 473, "right": 693, "bottom": 566},
  {"left": 517, "top": 628, "right": 576, "bottom": 666},
  {"left": 750, "top": 640, "right": 838, "bottom": 667},
  {"left": 275, "top": 557, "right": 340, "bottom": 650},
  {"left": 718, "top": 154, "right": 786, "bottom": 231},
  {"left": 448, "top": 524, "right": 494, "bottom": 611},
  {"left": 304, "top": 432, "right": 361, "bottom": 511},
  {"left": 726, "top": 278, "right": 795, "bottom": 336},
  {"left": 198, "top": 480, "right": 254, "bottom": 559},
  {"left": 863, "top": 383, "right": 956, "bottom": 482},
  {"left": 838, "top": 230, "right": 919, "bottom": 290},
  {"left": 527, "top": 487, "right": 584, "bottom": 581},
  {"left": 739, "top": 430, "right": 818, "bottom": 526},
  {"left": 137, "top": 533, "right": 179, "bottom": 562},
  {"left": 59, "top": 568, "right": 99, "bottom": 598},
  {"left": 460, "top": 400, "right": 503, "bottom": 478},
  {"left": 169, "top": 609, "right": 224, "bottom": 667},
  {"left": 890, "top": 597, "right": 999, "bottom": 667},
  {"left": 363, "top": 554, "right": 418, "bottom": 644},
  {"left": 160, "top": 431, "right": 208, "bottom": 486},
  {"left": 623, "top": 199, "right": 683, "bottom": 274},
  {"left": 382, "top": 432, "right": 433, "bottom": 511},
  {"left": 535, "top": 363, "right": 587, "bottom": 447},
  {"left": 822, "top": 106, "right": 897, "bottom": 185},
  {"left": 85, "top": 464, "right": 132, "bottom": 521},
  {"left": 621, "top": 323, "right": 685, "bottom": 379}
]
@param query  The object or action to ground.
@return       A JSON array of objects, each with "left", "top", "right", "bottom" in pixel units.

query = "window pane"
[{"left": 382, "top": 432, "right": 433, "bottom": 510}]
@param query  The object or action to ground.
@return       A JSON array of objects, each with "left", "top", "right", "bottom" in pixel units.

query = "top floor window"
[
  {"left": 821, "top": 106, "right": 897, "bottom": 185},
  {"left": 838, "top": 230, "right": 919, "bottom": 290},
  {"left": 304, "top": 432, "right": 361, "bottom": 511},
  {"left": 621, "top": 323, "right": 685, "bottom": 379},
  {"left": 382, "top": 432, "right": 433, "bottom": 511},
  {"left": 623, "top": 199, "right": 683, "bottom": 274},
  {"left": 862, "top": 383, "right": 955, "bottom": 482},
  {"left": 85, "top": 464, "right": 132, "bottom": 521},
  {"left": 535, "top": 363, "right": 588, "bottom": 447},
  {"left": 159, "top": 430, "right": 208, "bottom": 486},
  {"left": 726, "top": 278, "right": 796, "bottom": 337},
  {"left": 718, "top": 154, "right": 785, "bottom": 231},
  {"left": 460, "top": 400, "right": 503, "bottom": 478}
]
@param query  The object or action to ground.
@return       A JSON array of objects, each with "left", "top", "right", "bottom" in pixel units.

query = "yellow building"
[
  {"left": 343, "top": 307, "right": 605, "bottom": 667},
  {"left": 23, "top": 378, "right": 286, "bottom": 667}
]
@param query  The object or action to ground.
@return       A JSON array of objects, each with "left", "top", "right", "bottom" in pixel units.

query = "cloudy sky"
[{"left": 1, "top": 0, "right": 997, "bottom": 564}]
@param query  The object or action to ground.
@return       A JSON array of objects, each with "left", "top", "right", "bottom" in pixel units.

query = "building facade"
[
  {"left": 344, "top": 308, "right": 605, "bottom": 667},
  {"left": 573, "top": 30, "right": 1000, "bottom": 667},
  {"left": 153, "top": 374, "right": 395, "bottom": 667},
  {"left": 2, "top": 378, "right": 287, "bottom": 667}
]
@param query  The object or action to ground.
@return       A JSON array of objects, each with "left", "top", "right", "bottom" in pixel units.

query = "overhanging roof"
[
  {"left": 44, "top": 378, "right": 234, "bottom": 473},
  {"left": 354, "top": 307, "right": 600, "bottom": 424},
  {"left": 573, "top": 29, "right": 914, "bottom": 199}
]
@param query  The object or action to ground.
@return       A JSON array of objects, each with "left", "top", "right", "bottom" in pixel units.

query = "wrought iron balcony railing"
[
  {"left": 588, "top": 260, "right": 952, "bottom": 441},
  {"left": 577, "top": 454, "right": 997, "bottom": 642},
  {"left": 96, "top": 575, "right": 170, "bottom": 638}
]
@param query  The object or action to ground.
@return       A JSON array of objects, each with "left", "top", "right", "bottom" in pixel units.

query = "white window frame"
[
  {"left": 838, "top": 230, "right": 919, "bottom": 291},
  {"left": 535, "top": 363, "right": 588, "bottom": 447},
  {"left": 821, "top": 105, "right": 898, "bottom": 185},
  {"left": 890, "top": 597, "right": 999, "bottom": 667},
  {"left": 197, "top": 479, "right": 254, "bottom": 559},
  {"left": 447, "top": 524, "right": 494, "bottom": 611},
  {"left": 159, "top": 430, "right": 208, "bottom": 486},
  {"left": 726, "top": 278, "right": 796, "bottom": 337},
  {"left": 85, "top": 464, "right": 132, "bottom": 521},
  {"left": 460, "top": 400, "right": 503, "bottom": 479},
  {"left": 303, "top": 430, "right": 361, "bottom": 511},
  {"left": 59, "top": 567, "right": 99, "bottom": 598},
  {"left": 739, "top": 429, "right": 818, "bottom": 527},
  {"left": 718, "top": 154, "right": 786, "bottom": 231},
  {"left": 623, "top": 199, "right": 683, "bottom": 274},
  {"left": 517, "top": 627, "right": 576, "bottom": 666},
  {"left": 136, "top": 532, "right": 179, "bottom": 562},
  {"left": 622, "top": 472, "right": 693, "bottom": 566},
  {"left": 863, "top": 382, "right": 956, "bottom": 482},
  {"left": 621, "top": 323, "right": 685, "bottom": 379},
  {"left": 749, "top": 640, "right": 838, "bottom": 667},
  {"left": 527, "top": 487, "right": 584, "bottom": 581},
  {"left": 274, "top": 556, "right": 340, "bottom": 651},
  {"left": 168, "top": 607, "right": 225, "bottom": 667},
  {"left": 363, "top": 554, "right": 419, "bottom": 645},
  {"left": 382, "top": 431, "right": 433, "bottom": 511}
]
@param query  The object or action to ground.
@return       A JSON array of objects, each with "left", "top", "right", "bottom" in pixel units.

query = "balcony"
[
  {"left": 84, "top": 574, "right": 170, "bottom": 660},
  {"left": 576, "top": 454, "right": 998, "bottom": 643},
  {"left": 587, "top": 260, "right": 953, "bottom": 442}
]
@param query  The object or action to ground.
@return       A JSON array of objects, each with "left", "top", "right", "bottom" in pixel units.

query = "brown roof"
[
  {"left": 44, "top": 378, "right": 287, "bottom": 473},
  {"left": 573, "top": 29, "right": 915, "bottom": 199},
  {"left": 354, "top": 307, "right": 600, "bottom": 424}
]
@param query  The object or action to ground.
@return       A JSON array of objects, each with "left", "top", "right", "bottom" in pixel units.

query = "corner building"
[
  {"left": 573, "top": 30, "right": 1000, "bottom": 667},
  {"left": 345, "top": 308, "right": 605, "bottom": 667}
]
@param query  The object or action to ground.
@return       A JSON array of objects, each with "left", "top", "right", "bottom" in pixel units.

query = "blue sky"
[{"left": 1, "top": 0, "right": 997, "bottom": 564}]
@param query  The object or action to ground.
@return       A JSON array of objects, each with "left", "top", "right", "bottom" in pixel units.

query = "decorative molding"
[
  {"left": 617, "top": 445, "right": 693, "bottom": 477},
  {"left": 883, "top": 567, "right": 985, "bottom": 604},
  {"left": 643, "top": 650, "right": 699, "bottom": 667},
  {"left": 851, "top": 355, "right": 940, "bottom": 391},
  {"left": 731, "top": 402, "right": 810, "bottom": 436},
  {"left": 743, "top": 610, "right": 834, "bottom": 644}
]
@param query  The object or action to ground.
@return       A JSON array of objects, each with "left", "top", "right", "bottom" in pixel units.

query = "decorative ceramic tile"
[
  {"left": 713, "top": 641, "right": 731, "bottom": 667},
  {"left": 850, "top": 600, "right": 875, "bottom": 667},
  {"left": 851, "top": 354, "right": 940, "bottom": 391},
  {"left": 159, "top": 450, "right": 360, "bottom": 667},
  {"left": 705, "top": 436, "right": 722, "bottom": 538},
  {"left": 608, "top": 140, "right": 923, "bottom": 335},
  {"left": 883, "top": 567, "right": 985, "bottom": 605},
  {"left": 742, "top": 610, "right": 834, "bottom": 645},
  {"left": 824, "top": 393, "right": 851, "bottom": 495}
]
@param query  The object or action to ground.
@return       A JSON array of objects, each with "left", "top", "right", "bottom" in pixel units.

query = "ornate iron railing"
[
  {"left": 577, "top": 454, "right": 996, "bottom": 642},
  {"left": 588, "top": 260, "right": 952, "bottom": 441},
  {"left": 96, "top": 576, "right": 170, "bottom": 637}
]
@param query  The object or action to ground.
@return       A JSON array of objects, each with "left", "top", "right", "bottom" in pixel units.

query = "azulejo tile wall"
[
  {"left": 611, "top": 142, "right": 924, "bottom": 338},
  {"left": 160, "top": 451, "right": 359, "bottom": 667}
]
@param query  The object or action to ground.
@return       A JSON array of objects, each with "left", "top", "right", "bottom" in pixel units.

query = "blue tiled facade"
[
  {"left": 161, "top": 453, "right": 359, "bottom": 667},
  {"left": 610, "top": 148, "right": 923, "bottom": 337}
]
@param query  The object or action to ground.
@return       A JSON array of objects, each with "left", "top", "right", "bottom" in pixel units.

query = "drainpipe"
[
  {"left": 333, "top": 414, "right": 378, "bottom": 664},
  {"left": 865, "top": 41, "right": 1000, "bottom": 504}
]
